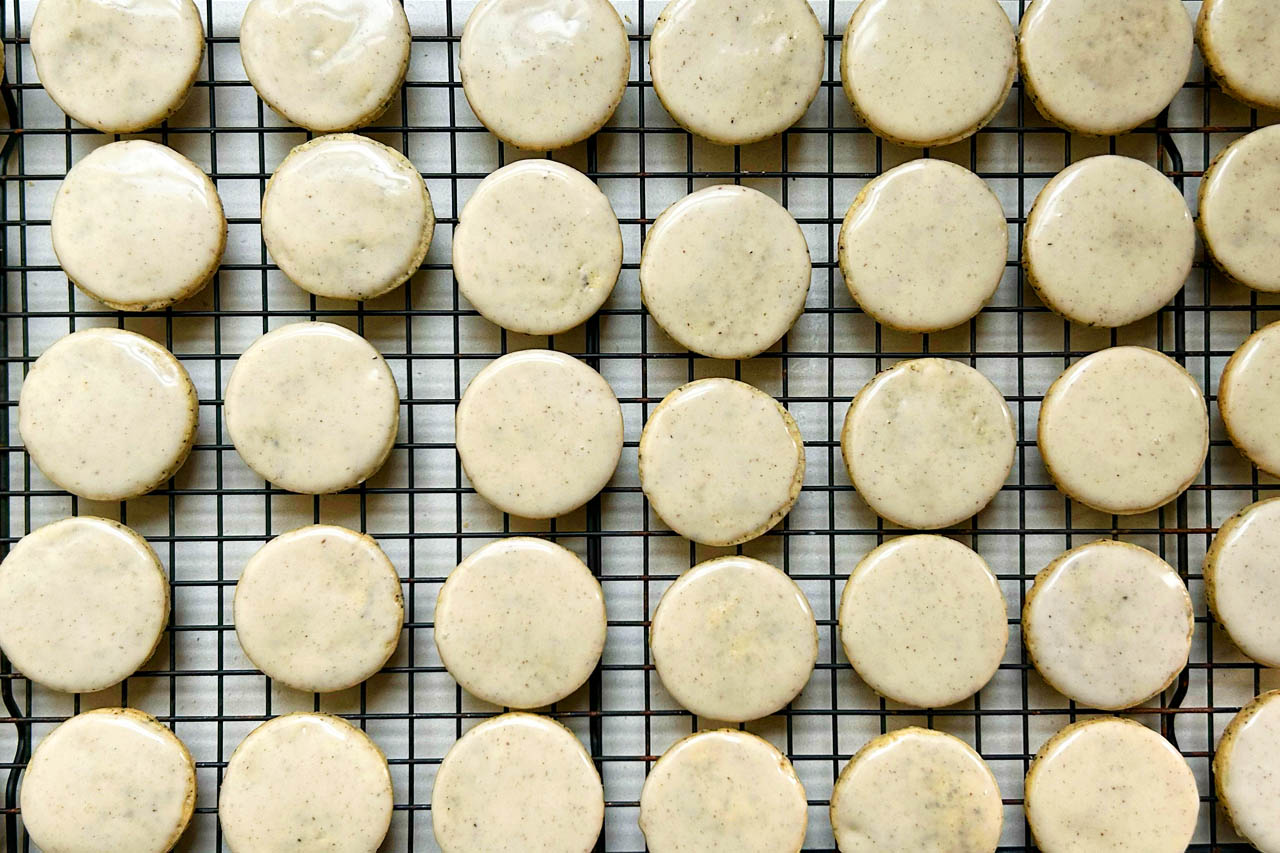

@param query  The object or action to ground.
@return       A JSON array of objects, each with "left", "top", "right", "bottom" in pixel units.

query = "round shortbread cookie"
[
  {"left": 841, "top": 0, "right": 1016, "bottom": 148},
  {"left": 638, "top": 378, "right": 806, "bottom": 547},
  {"left": 1220, "top": 321, "right": 1280, "bottom": 476},
  {"left": 224, "top": 322, "right": 400, "bottom": 494},
  {"left": 1024, "top": 717, "right": 1199, "bottom": 853},
  {"left": 453, "top": 159, "right": 622, "bottom": 335},
  {"left": 641, "top": 185, "right": 811, "bottom": 359},
  {"left": 839, "top": 535, "right": 1008, "bottom": 708},
  {"left": 1018, "top": 0, "right": 1193, "bottom": 136},
  {"left": 639, "top": 729, "right": 807, "bottom": 853},
  {"left": 262, "top": 134, "right": 434, "bottom": 301},
  {"left": 649, "top": 0, "right": 824, "bottom": 145},
  {"left": 1024, "top": 540, "right": 1193, "bottom": 710},
  {"left": 1197, "top": 0, "right": 1280, "bottom": 111},
  {"left": 31, "top": 0, "right": 204, "bottom": 133},
  {"left": 841, "top": 358, "right": 1015, "bottom": 529},
  {"left": 1198, "top": 125, "right": 1280, "bottom": 293},
  {"left": 19, "top": 328, "right": 199, "bottom": 501},
  {"left": 838, "top": 159, "right": 1008, "bottom": 333},
  {"left": 21, "top": 708, "right": 196, "bottom": 853},
  {"left": 234, "top": 525, "right": 403, "bottom": 693},
  {"left": 830, "top": 727, "right": 1003, "bottom": 853},
  {"left": 650, "top": 555, "right": 817, "bottom": 722},
  {"left": 0, "top": 517, "right": 168, "bottom": 694},
  {"left": 431, "top": 712, "right": 604, "bottom": 852},
  {"left": 1204, "top": 497, "right": 1280, "bottom": 668},
  {"left": 459, "top": 0, "right": 630, "bottom": 150},
  {"left": 1037, "top": 346, "right": 1208, "bottom": 515},
  {"left": 434, "top": 537, "right": 606, "bottom": 709},
  {"left": 455, "top": 349, "right": 622, "bottom": 519},
  {"left": 1024, "top": 155, "right": 1195, "bottom": 327},
  {"left": 239, "top": 0, "right": 410, "bottom": 132},
  {"left": 1214, "top": 690, "right": 1280, "bottom": 853},
  {"left": 219, "top": 712, "right": 393, "bottom": 853}
]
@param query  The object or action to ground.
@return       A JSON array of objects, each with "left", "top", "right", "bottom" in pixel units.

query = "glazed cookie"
[
  {"left": 1024, "top": 156, "right": 1195, "bottom": 327},
  {"left": 431, "top": 713, "right": 604, "bottom": 852},
  {"left": 838, "top": 159, "right": 1008, "bottom": 332},
  {"left": 53, "top": 140, "right": 224, "bottom": 310},
  {"left": 841, "top": 359, "right": 1016, "bottom": 529},
  {"left": 31, "top": 0, "right": 204, "bottom": 133},
  {"left": 220, "top": 713, "right": 393, "bottom": 853},
  {"left": 638, "top": 378, "right": 806, "bottom": 546},
  {"left": 830, "top": 727, "right": 1003, "bottom": 853},
  {"left": 224, "top": 322, "right": 400, "bottom": 494},
  {"left": 1024, "top": 717, "right": 1199, "bottom": 852},
  {"left": 261, "top": 134, "right": 434, "bottom": 301},
  {"left": 1198, "top": 0, "right": 1280, "bottom": 111},
  {"left": 841, "top": 0, "right": 1016, "bottom": 148},
  {"left": 0, "top": 517, "right": 168, "bottom": 694},
  {"left": 1204, "top": 497, "right": 1280, "bottom": 668},
  {"left": 649, "top": 0, "right": 824, "bottom": 145},
  {"left": 639, "top": 730, "right": 807, "bottom": 853},
  {"left": 459, "top": 0, "right": 630, "bottom": 150},
  {"left": 234, "top": 525, "right": 403, "bottom": 692},
  {"left": 641, "top": 185, "right": 811, "bottom": 359},
  {"left": 839, "top": 535, "right": 1008, "bottom": 708},
  {"left": 1037, "top": 346, "right": 1208, "bottom": 515},
  {"left": 1024, "top": 540, "right": 1193, "bottom": 710},
  {"left": 1220, "top": 321, "right": 1280, "bottom": 475},
  {"left": 1018, "top": 0, "right": 1193, "bottom": 136},
  {"left": 1198, "top": 126, "right": 1280, "bottom": 293},
  {"left": 21, "top": 708, "right": 196, "bottom": 853},
  {"left": 453, "top": 160, "right": 622, "bottom": 334},
  {"left": 455, "top": 350, "right": 622, "bottom": 518},
  {"left": 240, "top": 0, "right": 410, "bottom": 132},
  {"left": 18, "top": 328, "right": 198, "bottom": 501},
  {"left": 650, "top": 556, "right": 818, "bottom": 722},
  {"left": 1214, "top": 690, "right": 1280, "bottom": 853},
  {"left": 434, "top": 537, "right": 606, "bottom": 709}
]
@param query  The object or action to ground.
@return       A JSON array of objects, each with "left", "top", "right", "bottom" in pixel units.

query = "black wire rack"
[{"left": 2, "top": 1, "right": 1278, "bottom": 850}]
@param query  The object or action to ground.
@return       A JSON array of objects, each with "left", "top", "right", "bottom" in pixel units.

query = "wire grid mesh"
[{"left": 1, "top": 0, "right": 1279, "bottom": 850}]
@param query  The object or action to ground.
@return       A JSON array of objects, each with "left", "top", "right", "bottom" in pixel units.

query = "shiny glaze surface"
[
  {"left": 1214, "top": 690, "right": 1280, "bottom": 853},
  {"left": 1199, "top": 126, "right": 1280, "bottom": 292},
  {"left": 1204, "top": 497, "right": 1280, "bottom": 668},
  {"left": 1220, "top": 320, "right": 1280, "bottom": 475},
  {"left": 1198, "top": 0, "right": 1280, "bottom": 110}
]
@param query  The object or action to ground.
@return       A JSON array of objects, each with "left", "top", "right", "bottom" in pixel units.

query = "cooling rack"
[{"left": 2, "top": 1, "right": 1279, "bottom": 850}]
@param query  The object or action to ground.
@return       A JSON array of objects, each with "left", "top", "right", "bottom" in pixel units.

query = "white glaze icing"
[
  {"left": 219, "top": 713, "right": 393, "bottom": 853},
  {"left": 233, "top": 525, "right": 403, "bottom": 693},
  {"left": 433, "top": 537, "right": 606, "bottom": 708},
  {"left": 0, "top": 517, "right": 167, "bottom": 694},
  {"left": 1024, "top": 155, "right": 1195, "bottom": 327},
  {"left": 1204, "top": 497, "right": 1280, "bottom": 668},
  {"left": 1018, "top": 0, "right": 1193, "bottom": 136},
  {"left": 223, "top": 322, "right": 400, "bottom": 494},
  {"left": 1215, "top": 690, "right": 1280, "bottom": 853},
  {"left": 650, "top": 555, "right": 817, "bottom": 722},
  {"left": 841, "top": 0, "right": 1015, "bottom": 147},
  {"left": 638, "top": 378, "right": 805, "bottom": 546},
  {"left": 30, "top": 0, "right": 204, "bottom": 133},
  {"left": 1025, "top": 717, "right": 1199, "bottom": 853},
  {"left": 838, "top": 159, "right": 1008, "bottom": 332},
  {"left": 454, "top": 159, "right": 621, "bottom": 335},
  {"left": 1024, "top": 540, "right": 1192, "bottom": 710},
  {"left": 21, "top": 708, "right": 196, "bottom": 853},
  {"left": 839, "top": 535, "right": 1008, "bottom": 708},
  {"left": 454, "top": 349, "right": 622, "bottom": 518},
  {"left": 841, "top": 358, "right": 1015, "bottom": 529},
  {"left": 1198, "top": 0, "right": 1280, "bottom": 111},
  {"left": 640, "top": 185, "right": 811, "bottom": 359},
  {"left": 261, "top": 133, "right": 434, "bottom": 301},
  {"left": 1198, "top": 125, "right": 1280, "bottom": 293},
  {"left": 639, "top": 729, "right": 807, "bottom": 853},
  {"left": 431, "top": 712, "right": 604, "bottom": 852},
  {"left": 830, "top": 727, "right": 1003, "bottom": 853},
  {"left": 649, "top": 0, "right": 824, "bottom": 145},
  {"left": 459, "top": 0, "right": 630, "bottom": 150},
  {"left": 1221, "top": 321, "right": 1280, "bottom": 476},
  {"left": 18, "top": 328, "right": 198, "bottom": 501},
  {"left": 239, "top": 0, "right": 410, "bottom": 132},
  {"left": 1037, "top": 346, "right": 1208, "bottom": 515}
]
